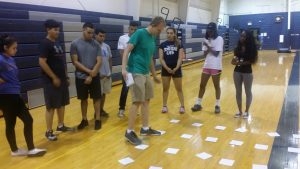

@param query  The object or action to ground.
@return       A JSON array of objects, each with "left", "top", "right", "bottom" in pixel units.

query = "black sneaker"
[
  {"left": 45, "top": 130, "right": 57, "bottom": 141},
  {"left": 140, "top": 127, "right": 161, "bottom": 136},
  {"left": 215, "top": 106, "right": 221, "bottom": 114},
  {"left": 77, "top": 119, "right": 88, "bottom": 130},
  {"left": 125, "top": 131, "right": 142, "bottom": 145},
  {"left": 100, "top": 110, "right": 109, "bottom": 117},
  {"left": 95, "top": 120, "right": 101, "bottom": 130},
  {"left": 56, "top": 125, "right": 74, "bottom": 132},
  {"left": 191, "top": 104, "right": 202, "bottom": 112}
]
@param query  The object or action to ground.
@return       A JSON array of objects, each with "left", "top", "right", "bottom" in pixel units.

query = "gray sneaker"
[
  {"left": 140, "top": 127, "right": 161, "bottom": 136},
  {"left": 125, "top": 131, "right": 142, "bottom": 145},
  {"left": 191, "top": 104, "right": 202, "bottom": 112},
  {"left": 215, "top": 106, "right": 221, "bottom": 114}
]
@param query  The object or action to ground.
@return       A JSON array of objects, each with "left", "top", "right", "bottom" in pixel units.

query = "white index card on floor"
[
  {"left": 165, "top": 148, "right": 180, "bottom": 154},
  {"left": 235, "top": 127, "right": 247, "bottom": 133},
  {"left": 229, "top": 140, "right": 244, "bottom": 146},
  {"left": 205, "top": 137, "right": 218, "bottom": 142},
  {"left": 196, "top": 152, "right": 212, "bottom": 160},
  {"left": 219, "top": 158, "right": 235, "bottom": 166},
  {"left": 254, "top": 144, "right": 268, "bottom": 150},
  {"left": 149, "top": 166, "right": 163, "bottom": 169},
  {"left": 192, "top": 123, "right": 203, "bottom": 127},
  {"left": 292, "top": 134, "right": 300, "bottom": 139},
  {"left": 215, "top": 125, "right": 226, "bottom": 130},
  {"left": 170, "top": 119, "right": 180, "bottom": 123},
  {"left": 253, "top": 164, "right": 268, "bottom": 169},
  {"left": 267, "top": 132, "right": 280, "bottom": 137},
  {"left": 181, "top": 134, "right": 193, "bottom": 139},
  {"left": 288, "top": 147, "right": 300, "bottom": 153},
  {"left": 135, "top": 144, "right": 149, "bottom": 150},
  {"left": 118, "top": 157, "right": 134, "bottom": 165},
  {"left": 158, "top": 130, "right": 166, "bottom": 135}
]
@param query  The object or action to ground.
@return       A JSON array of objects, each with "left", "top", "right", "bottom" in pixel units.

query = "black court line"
[{"left": 268, "top": 52, "right": 299, "bottom": 169}]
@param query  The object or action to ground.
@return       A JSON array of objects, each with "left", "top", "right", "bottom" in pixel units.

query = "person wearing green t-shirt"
[{"left": 122, "top": 16, "right": 165, "bottom": 145}]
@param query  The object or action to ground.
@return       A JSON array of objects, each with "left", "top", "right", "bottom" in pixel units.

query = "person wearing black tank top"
[{"left": 231, "top": 30, "right": 258, "bottom": 119}]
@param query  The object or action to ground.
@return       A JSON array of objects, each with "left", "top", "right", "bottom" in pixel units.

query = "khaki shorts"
[
  {"left": 100, "top": 77, "right": 112, "bottom": 94},
  {"left": 130, "top": 74, "right": 154, "bottom": 102}
]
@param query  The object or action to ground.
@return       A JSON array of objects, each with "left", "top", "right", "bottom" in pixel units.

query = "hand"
[
  {"left": 122, "top": 69, "right": 128, "bottom": 81},
  {"left": 171, "top": 68, "right": 178, "bottom": 74},
  {"left": 89, "top": 70, "right": 98, "bottom": 77},
  {"left": 167, "top": 67, "right": 173, "bottom": 74},
  {"left": 84, "top": 76, "right": 92, "bottom": 85},
  {"left": 52, "top": 77, "right": 61, "bottom": 87},
  {"left": 153, "top": 76, "right": 161, "bottom": 84},
  {"left": 0, "top": 78, "right": 5, "bottom": 84}
]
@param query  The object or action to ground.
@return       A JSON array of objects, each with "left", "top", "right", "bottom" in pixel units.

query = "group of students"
[{"left": 0, "top": 16, "right": 258, "bottom": 154}]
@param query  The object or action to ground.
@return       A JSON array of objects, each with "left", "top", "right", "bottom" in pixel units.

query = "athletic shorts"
[
  {"left": 75, "top": 75, "right": 101, "bottom": 100},
  {"left": 202, "top": 68, "right": 221, "bottom": 75},
  {"left": 43, "top": 81, "right": 70, "bottom": 109}
]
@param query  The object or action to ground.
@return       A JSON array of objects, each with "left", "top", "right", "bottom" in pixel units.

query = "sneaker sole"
[
  {"left": 126, "top": 138, "right": 141, "bottom": 145},
  {"left": 140, "top": 133, "right": 161, "bottom": 136},
  {"left": 27, "top": 151, "right": 46, "bottom": 157}
]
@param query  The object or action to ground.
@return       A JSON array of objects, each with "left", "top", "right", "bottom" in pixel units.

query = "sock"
[
  {"left": 195, "top": 98, "right": 202, "bottom": 105},
  {"left": 127, "top": 129, "right": 133, "bottom": 133},
  {"left": 142, "top": 126, "right": 149, "bottom": 130},
  {"left": 215, "top": 99, "right": 220, "bottom": 106}
]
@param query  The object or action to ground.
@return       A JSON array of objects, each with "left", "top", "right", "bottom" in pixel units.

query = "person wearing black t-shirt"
[
  {"left": 231, "top": 30, "right": 258, "bottom": 119},
  {"left": 159, "top": 27, "right": 185, "bottom": 114},
  {"left": 39, "top": 19, "right": 72, "bottom": 141}
]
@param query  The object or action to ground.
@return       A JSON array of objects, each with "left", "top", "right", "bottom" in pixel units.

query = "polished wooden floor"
[{"left": 0, "top": 51, "right": 297, "bottom": 169}]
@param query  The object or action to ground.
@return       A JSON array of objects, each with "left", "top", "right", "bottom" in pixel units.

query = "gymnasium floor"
[{"left": 0, "top": 50, "right": 299, "bottom": 169}]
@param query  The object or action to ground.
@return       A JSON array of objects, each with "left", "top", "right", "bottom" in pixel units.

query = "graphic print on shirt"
[{"left": 164, "top": 45, "right": 178, "bottom": 56}]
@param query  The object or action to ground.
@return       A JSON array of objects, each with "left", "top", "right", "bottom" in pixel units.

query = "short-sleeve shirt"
[
  {"left": 127, "top": 28, "right": 156, "bottom": 75},
  {"left": 159, "top": 40, "right": 183, "bottom": 66},
  {"left": 118, "top": 34, "right": 129, "bottom": 50},
  {"left": 70, "top": 38, "right": 102, "bottom": 79},
  {"left": 99, "top": 42, "right": 112, "bottom": 76},
  {"left": 0, "top": 54, "right": 20, "bottom": 94},
  {"left": 234, "top": 50, "right": 252, "bottom": 73},
  {"left": 39, "top": 38, "right": 67, "bottom": 83},
  {"left": 202, "top": 36, "right": 224, "bottom": 70}
]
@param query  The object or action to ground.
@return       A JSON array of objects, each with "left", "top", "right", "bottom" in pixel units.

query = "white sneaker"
[
  {"left": 242, "top": 112, "right": 249, "bottom": 119},
  {"left": 11, "top": 149, "right": 28, "bottom": 156},
  {"left": 118, "top": 109, "right": 125, "bottom": 118},
  {"left": 161, "top": 106, "right": 168, "bottom": 113},
  {"left": 27, "top": 148, "right": 47, "bottom": 157}
]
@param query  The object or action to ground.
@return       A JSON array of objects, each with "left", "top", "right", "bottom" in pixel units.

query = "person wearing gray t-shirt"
[
  {"left": 95, "top": 28, "right": 112, "bottom": 118},
  {"left": 70, "top": 22, "right": 102, "bottom": 130}
]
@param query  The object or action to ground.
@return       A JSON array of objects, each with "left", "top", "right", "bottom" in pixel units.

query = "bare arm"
[
  {"left": 203, "top": 42, "right": 220, "bottom": 57},
  {"left": 173, "top": 48, "right": 184, "bottom": 72},
  {"left": 39, "top": 57, "right": 61, "bottom": 87},
  {"left": 91, "top": 56, "right": 101, "bottom": 77},
  {"left": 121, "top": 44, "right": 134, "bottom": 79},
  {"left": 150, "top": 58, "right": 160, "bottom": 83},
  {"left": 71, "top": 54, "right": 93, "bottom": 76},
  {"left": 158, "top": 48, "right": 172, "bottom": 72}
]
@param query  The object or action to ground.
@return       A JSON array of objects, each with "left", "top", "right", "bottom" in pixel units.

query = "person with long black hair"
[
  {"left": 191, "top": 22, "right": 224, "bottom": 114},
  {"left": 0, "top": 34, "right": 46, "bottom": 157},
  {"left": 232, "top": 30, "right": 258, "bottom": 118}
]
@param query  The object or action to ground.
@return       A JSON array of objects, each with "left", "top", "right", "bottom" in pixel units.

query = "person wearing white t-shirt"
[
  {"left": 191, "top": 22, "right": 224, "bottom": 114},
  {"left": 117, "top": 21, "right": 138, "bottom": 118}
]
